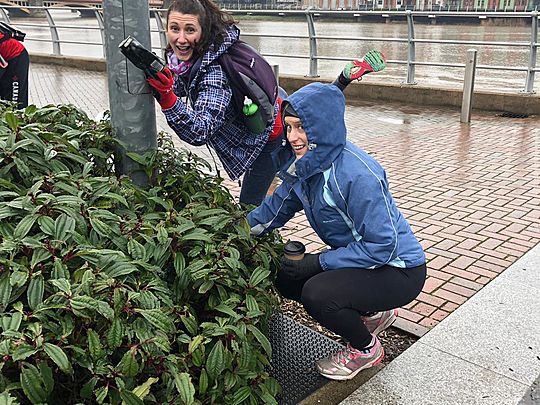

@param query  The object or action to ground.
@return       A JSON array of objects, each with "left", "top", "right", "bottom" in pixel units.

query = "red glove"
[{"left": 146, "top": 67, "right": 177, "bottom": 110}]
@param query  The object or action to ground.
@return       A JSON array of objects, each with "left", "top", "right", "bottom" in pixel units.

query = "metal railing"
[
  {"left": 222, "top": 3, "right": 540, "bottom": 12},
  {"left": 1, "top": 5, "right": 538, "bottom": 92},
  {"left": 0, "top": 5, "right": 105, "bottom": 56}
]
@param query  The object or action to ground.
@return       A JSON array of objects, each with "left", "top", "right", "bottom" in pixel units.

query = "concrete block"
[
  {"left": 341, "top": 343, "right": 529, "bottom": 405},
  {"left": 419, "top": 275, "right": 540, "bottom": 385}
]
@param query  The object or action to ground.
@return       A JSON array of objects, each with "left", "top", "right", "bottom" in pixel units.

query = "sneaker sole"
[
  {"left": 317, "top": 347, "right": 385, "bottom": 381},
  {"left": 372, "top": 309, "right": 398, "bottom": 335}
]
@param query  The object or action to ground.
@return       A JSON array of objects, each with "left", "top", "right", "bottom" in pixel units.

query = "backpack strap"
[
  {"left": 188, "top": 56, "right": 203, "bottom": 85},
  {"left": 189, "top": 55, "right": 239, "bottom": 126},
  {"left": 187, "top": 56, "right": 203, "bottom": 98}
]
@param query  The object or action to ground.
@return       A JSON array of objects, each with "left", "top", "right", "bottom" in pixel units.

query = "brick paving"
[{"left": 29, "top": 63, "right": 540, "bottom": 336}]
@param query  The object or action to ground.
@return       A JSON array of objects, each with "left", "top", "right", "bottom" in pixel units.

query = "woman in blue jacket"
[{"left": 248, "top": 82, "right": 426, "bottom": 381}]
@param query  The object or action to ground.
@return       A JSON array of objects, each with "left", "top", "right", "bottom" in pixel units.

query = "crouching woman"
[{"left": 247, "top": 83, "right": 426, "bottom": 380}]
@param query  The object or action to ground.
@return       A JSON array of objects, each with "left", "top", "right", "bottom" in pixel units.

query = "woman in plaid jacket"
[{"left": 146, "top": 0, "right": 283, "bottom": 206}]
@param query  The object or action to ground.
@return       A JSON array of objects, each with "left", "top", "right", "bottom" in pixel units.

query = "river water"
[{"left": 11, "top": 9, "right": 539, "bottom": 92}]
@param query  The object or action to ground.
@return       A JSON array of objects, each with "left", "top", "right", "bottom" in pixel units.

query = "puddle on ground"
[{"left": 377, "top": 116, "right": 411, "bottom": 125}]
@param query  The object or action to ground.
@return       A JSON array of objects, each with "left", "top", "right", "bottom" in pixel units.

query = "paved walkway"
[
  {"left": 29, "top": 63, "right": 540, "bottom": 337},
  {"left": 342, "top": 243, "right": 540, "bottom": 405}
]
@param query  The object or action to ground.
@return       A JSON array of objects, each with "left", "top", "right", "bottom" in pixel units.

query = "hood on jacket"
[
  {"left": 276, "top": 82, "right": 347, "bottom": 181},
  {"left": 201, "top": 24, "right": 238, "bottom": 68}
]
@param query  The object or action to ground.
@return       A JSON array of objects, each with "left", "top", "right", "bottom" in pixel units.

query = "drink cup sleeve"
[
  {"left": 284, "top": 252, "right": 305, "bottom": 260},
  {"left": 283, "top": 241, "right": 306, "bottom": 260}
]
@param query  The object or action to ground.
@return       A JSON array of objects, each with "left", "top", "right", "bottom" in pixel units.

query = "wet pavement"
[
  {"left": 29, "top": 62, "right": 540, "bottom": 337},
  {"left": 341, "top": 243, "right": 540, "bottom": 405}
]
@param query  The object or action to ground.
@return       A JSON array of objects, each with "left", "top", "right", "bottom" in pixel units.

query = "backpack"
[{"left": 189, "top": 40, "right": 278, "bottom": 132}]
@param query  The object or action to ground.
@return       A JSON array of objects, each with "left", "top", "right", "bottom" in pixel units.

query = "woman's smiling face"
[
  {"left": 285, "top": 116, "right": 308, "bottom": 157},
  {"left": 166, "top": 11, "right": 202, "bottom": 61}
]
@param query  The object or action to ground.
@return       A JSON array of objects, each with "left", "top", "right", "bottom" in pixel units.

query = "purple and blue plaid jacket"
[{"left": 162, "top": 25, "right": 274, "bottom": 180}]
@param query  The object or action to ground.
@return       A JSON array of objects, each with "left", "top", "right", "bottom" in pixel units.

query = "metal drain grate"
[
  {"left": 268, "top": 313, "right": 344, "bottom": 405},
  {"left": 497, "top": 112, "right": 530, "bottom": 118}
]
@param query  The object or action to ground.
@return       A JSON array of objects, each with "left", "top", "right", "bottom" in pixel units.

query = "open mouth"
[
  {"left": 291, "top": 144, "right": 306, "bottom": 153},
  {"left": 175, "top": 44, "right": 192, "bottom": 56}
]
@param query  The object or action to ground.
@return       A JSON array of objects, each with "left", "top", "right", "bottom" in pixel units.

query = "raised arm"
[{"left": 332, "top": 50, "right": 386, "bottom": 92}]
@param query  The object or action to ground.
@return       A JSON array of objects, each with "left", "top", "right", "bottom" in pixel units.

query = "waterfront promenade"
[
  {"left": 30, "top": 62, "right": 540, "bottom": 334},
  {"left": 28, "top": 62, "right": 540, "bottom": 403}
]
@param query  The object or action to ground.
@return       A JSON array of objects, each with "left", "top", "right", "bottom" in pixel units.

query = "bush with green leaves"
[{"left": 0, "top": 102, "right": 283, "bottom": 404}]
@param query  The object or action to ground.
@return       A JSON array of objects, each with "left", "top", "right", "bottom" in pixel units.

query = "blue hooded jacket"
[{"left": 247, "top": 83, "right": 425, "bottom": 271}]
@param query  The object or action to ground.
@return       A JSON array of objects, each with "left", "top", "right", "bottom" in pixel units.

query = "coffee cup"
[{"left": 283, "top": 240, "right": 306, "bottom": 260}]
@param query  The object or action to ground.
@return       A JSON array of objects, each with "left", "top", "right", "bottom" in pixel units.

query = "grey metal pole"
[
  {"left": 405, "top": 10, "right": 416, "bottom": 85},
  {"left": 0, "top": 8, "right": 10, "bottom": 22},
  {"left": 305, "top": 8, "right": 319, "bottom": 78},
  {"left": 94, "top": 9, "right": 105, "bottom": 58},
  {"left": 103, "top": 0, "right": 158, "bottom": 186},
  {"left": 44, "top": 9, "right": 60, "bottom": 56},
  {"left": 152, "top": 9, "right": 168, "bottom": 53},
  {"left": 524, "top": 10, "right": 538, "bottom": 93},
  {"left": 460, "top": 49, "right": 477, "bottom": 123}
]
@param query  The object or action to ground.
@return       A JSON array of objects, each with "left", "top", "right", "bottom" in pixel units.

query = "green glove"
[{"left": 343, "top": 50, "right": 387, "bottom": 81}]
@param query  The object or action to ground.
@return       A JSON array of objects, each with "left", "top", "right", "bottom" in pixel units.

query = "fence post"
[
  {"left": 523, "top": 10, "right": 538, "bottom": 93},
  {"left": 94, "top": 9, "right": 105, "bottom": 58},
  {"left": 151, "top": 8, "right": 168, "bottom": 53},
  {"left": 460, "top": 49, "right": 477, "bottom": 123},
  {"left": 0, "top": 7, "right": 10, "bottom": 22},
  {"left": 405, "top": 10, "right": 416, "bottom": 84},
  {"left": 44, "top": 9, "right": 60, "bottom": 56},
  {"left": 305, "top": 8, "right": 319, "bottom": 78}
]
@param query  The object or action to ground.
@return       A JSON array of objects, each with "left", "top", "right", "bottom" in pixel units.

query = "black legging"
[
  {"left": 276, "top": 263, "right": 426, "bottom": 349},
  {"left": 0, "top": 48, "right": 29, "bottom": 109}
]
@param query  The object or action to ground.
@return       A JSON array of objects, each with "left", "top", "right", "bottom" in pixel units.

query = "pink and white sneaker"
[
  {"left": 362, "top": 309, "right": 398, "bottom": 335},
  {"left": 316, "top": 335, "right": 384, "bottom": 380}
]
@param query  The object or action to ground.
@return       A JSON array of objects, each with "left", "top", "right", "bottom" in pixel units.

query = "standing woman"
[
  {"left": 0, "top": 25, "right": 29, "bottom": 109},
  {"left": 147, "top": 0, "right": 283, "bottom": 206}
]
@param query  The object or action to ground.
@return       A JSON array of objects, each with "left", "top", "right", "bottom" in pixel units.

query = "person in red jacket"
[{"left": 0, "top": 29, "right": 29, "bottom": 109}]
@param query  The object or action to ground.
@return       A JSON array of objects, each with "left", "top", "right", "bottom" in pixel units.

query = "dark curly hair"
[{"left": 165, "top": 0, "right": 236, "bottom": 60}]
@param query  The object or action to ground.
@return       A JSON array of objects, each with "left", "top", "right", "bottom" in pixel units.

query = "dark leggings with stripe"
[
  {"left": 275, "top": 263, "right": 426, "bottom": 349},
  {"left": 0, "top": 49, "right": 29, "bottom": 109}
]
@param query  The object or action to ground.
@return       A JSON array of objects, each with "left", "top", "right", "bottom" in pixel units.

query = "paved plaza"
[{"left": 29, "top": 62, "right": 540, "bottom": 337}]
